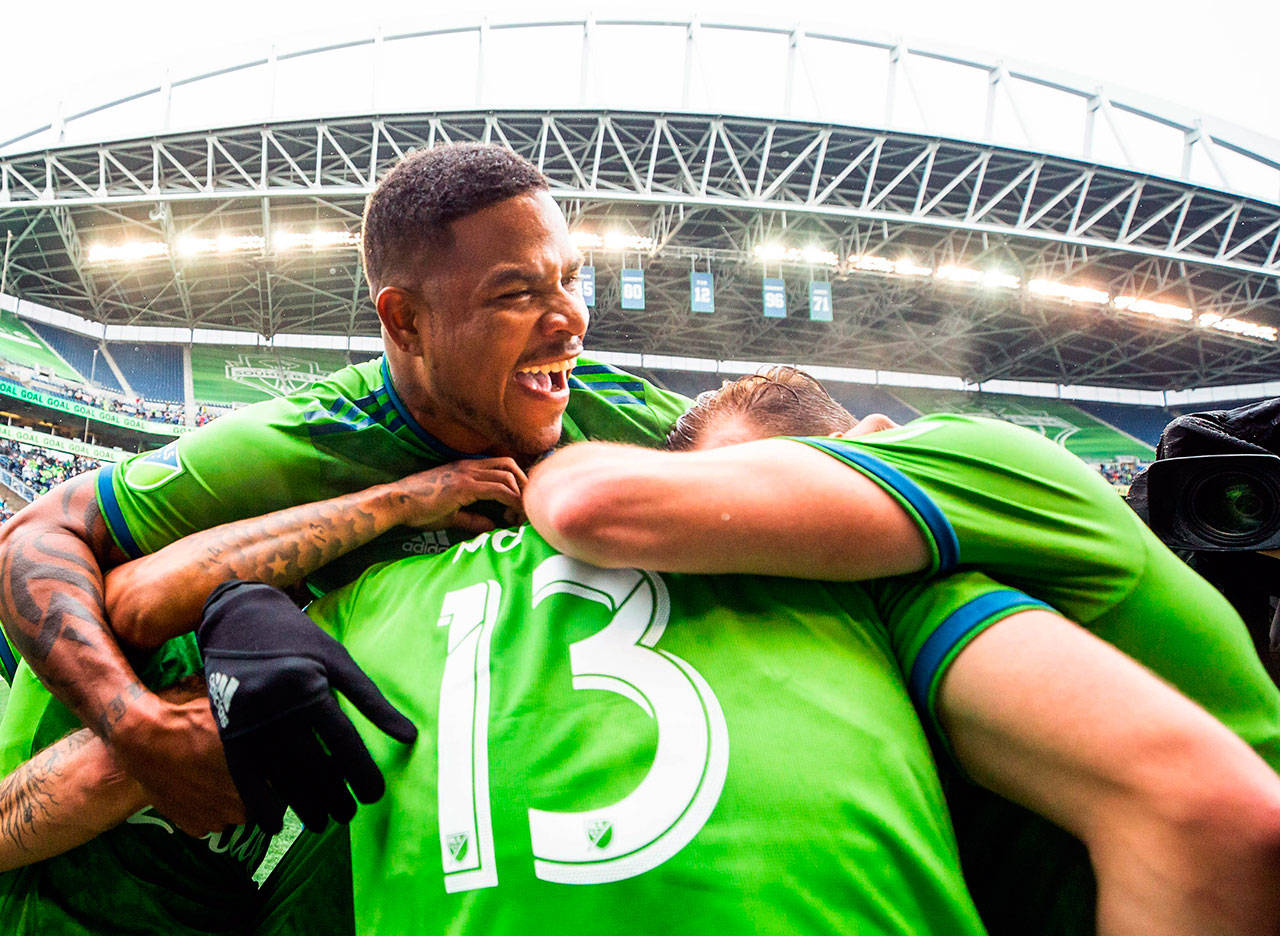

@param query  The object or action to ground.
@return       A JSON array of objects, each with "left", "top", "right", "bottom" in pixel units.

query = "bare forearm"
[
  {"left": 106, "top": 482, "right": 408, "bottom": 649},
  {"left": 940, "top": 611, "right": 1280, "bottom": 936},
  {"left": 0, "top": 728, "right": 146, "bottom": 871},
  {"left": 527, "top": 440, "right": 927, "bottom": 578}
]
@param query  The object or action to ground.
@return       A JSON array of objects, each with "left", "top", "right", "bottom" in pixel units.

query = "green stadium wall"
[
  {"left": 0, "top": 310, "right": 81, "bottom": 381},
  {"left": 191, "top": 346, "right": 356, "bottom": 405},
  {"left": 889, "top": 388, "right": 1155, "bottom": 461}
]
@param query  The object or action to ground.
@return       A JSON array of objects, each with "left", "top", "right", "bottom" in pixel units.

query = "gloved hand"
[{"left": 197, "top": 580, "right": 417, "bottom": 835}]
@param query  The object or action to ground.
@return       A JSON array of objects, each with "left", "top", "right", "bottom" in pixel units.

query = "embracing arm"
[
  {"left": 105, "top": 458, "right": 524, "bottom": 650},
  {"left": 526, "top": 439, "right": 927, "bottom": 579},
  {"left": 0, "top": 727, "right": 146, "bottom": 872},
  {"left": 0, "top": 476, "right": 233, "bottom": 834},
  {"left": 942, "top": 610, "right": 1280, "bottom": 936}
]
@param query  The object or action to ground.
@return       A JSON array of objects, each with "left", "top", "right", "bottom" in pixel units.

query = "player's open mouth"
[{"left": 513, "top": 356, "right": 576, "bottom": 395}]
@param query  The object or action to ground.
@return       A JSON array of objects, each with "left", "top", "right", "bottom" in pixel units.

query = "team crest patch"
[
  {"left": 446, "top": 833, "right": 470, "bottom": 863},
  {"left": 586, "top": 819, "right": 613, "bottom": 849},
  {"left": 122, "top": 441, "right": 185, "bottom": 491}
]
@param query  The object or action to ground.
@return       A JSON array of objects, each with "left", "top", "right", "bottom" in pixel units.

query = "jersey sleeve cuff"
[
  {"left": 787, "top": 437, "right": 960, "bottom": 574},
  {"left": 95, "top": 464, "right": 144, "bottom": 560},
  {"left": 910, "top": 590, "right": 1051, "bottom": 761}
]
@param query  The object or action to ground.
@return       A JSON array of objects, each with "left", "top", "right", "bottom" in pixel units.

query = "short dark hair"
[
  {"left": 361, "top": 143, "right": 550, "bottom": 294},
  {"left": 666, "top": 366, "right": 857, "bottom": 450}
]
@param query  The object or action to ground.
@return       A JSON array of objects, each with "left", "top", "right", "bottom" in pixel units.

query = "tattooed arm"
[
  {"left": 0, "top": 459, "right": 521, "bottom": 835},
  {"left": 0, "top": 727, "right": 145, "bottom": 871},
  {"left": 0, "top": 473, "right": 236, "bottom": 837},
  {"left": 104, "top": 457, "right": 525, "bottom": 649},
  {"left": 0, "top": 678, "right": 209, "bottom": 871}
]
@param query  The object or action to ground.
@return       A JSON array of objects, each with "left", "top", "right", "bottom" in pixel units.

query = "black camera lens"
[{"left": 1188, "top": 471, "right": 1280, "bottom": 544}]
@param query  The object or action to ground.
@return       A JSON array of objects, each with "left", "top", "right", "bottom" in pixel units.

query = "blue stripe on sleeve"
[
  {"left": 0, "top": 632, "right": 16, "bottom": 682},
  {"left": 908, "top": 591, "right": 1050, "bottom": 710},
  {"left": 801, "top": 438, "right": 961, "bottom": 571},
  {"left": 95, "top": 464, "right": 143, "bottom": 559}
]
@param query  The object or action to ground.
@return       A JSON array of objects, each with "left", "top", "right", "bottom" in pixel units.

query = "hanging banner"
[
  {"left": 0, "top": 423, "right": 128, "bottom": 462},
  {"left": 580, "top": 265, "right": 596, "bottom": 308},
  {"left": 809, "top": 281, "right": 833, "bottom": 322},
  {"left": 690, "top": 272, "right": 715, "bottom": 314},
  {"left": 620, "top": 269, "right": 646, "bottom": 310},
  {"left": 762, "top": 278, "right": 787, "bottom": 318},
  {"left": 0, "top": 376, "right": 186, "bottom": 436}
]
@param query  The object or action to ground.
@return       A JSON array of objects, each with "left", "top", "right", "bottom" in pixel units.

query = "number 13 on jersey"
[{"left": 436, "top": 556, "right": 730, "bottom": 892}]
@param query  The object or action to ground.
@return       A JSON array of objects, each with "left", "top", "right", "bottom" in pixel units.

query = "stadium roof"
[{"left": 2, "top": 16, "right": 1279, "bottom": 391}]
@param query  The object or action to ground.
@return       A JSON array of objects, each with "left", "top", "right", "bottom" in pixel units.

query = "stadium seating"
[
  {"left": 1070, "top": 401, "right": 1174, "bottom": 448},
  {"left": 108, "top": 342, "right": 184, "bottom": 403},
  {"left": 27, "top": 322, "right": 124, "bottom": 393}
]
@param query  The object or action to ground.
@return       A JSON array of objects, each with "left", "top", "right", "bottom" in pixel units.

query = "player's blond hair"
[{"left": 666, "top": 366, "right": 856, "bottom": 450}]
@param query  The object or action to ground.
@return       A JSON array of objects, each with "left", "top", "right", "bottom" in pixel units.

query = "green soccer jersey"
[
  {"left": 0, "top": 636, "right": 269, "bottom": 936},
  {"left": 303, "top": 525, "right": 1044, "bottom": 936},
  {"left": 89, "top": 356, "right": 689, "bottom": 603},
  {"left": 0, "top": 357, "right": 687, "bottom": 932},
  {"left": 793, "top": 414, "right": 1280, "bottom": 934}
]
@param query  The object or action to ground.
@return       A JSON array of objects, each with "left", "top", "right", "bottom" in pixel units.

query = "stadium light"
[
  {"left": 88, "top": 230, "right": 362, "bottom": 263},
  {"left": 1198, "top": 312, "right": 1278, "bottom": 342},
  {"left": 273, "top": 230, "right": 361, "bottom": 251},
  {"left": 1029, "top": 280, "right": 1110, "bottom": 305},
  {"left": 936, "top": 265, "right": 1020, "bottom": 290},
  {"left": 752, "top": 243, "right": 839, "bottom": 266},
  {"left": 1114, "top": 296, "right": 1194, "bottom": 322},
  {"left": 848, "top": 255, "right": 933, "bottom": 278},
  {"left": 570, "top": 230, "right": 655, "bottom": 252},
  {"left": 86, "top": 241, "right": 168, "bottom": 263}
]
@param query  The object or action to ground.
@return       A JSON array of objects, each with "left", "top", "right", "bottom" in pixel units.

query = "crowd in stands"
[
  {"left": 1098, "top": 460, "right": 1147, "bottom": 491},
  {"left": 0, "top": 362, "right": 230, "bottom": 427},
  {"left": 0, "top": 440, "right": 101, "bottom": 500}
]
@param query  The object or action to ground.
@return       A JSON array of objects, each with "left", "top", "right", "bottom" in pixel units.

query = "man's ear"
[
  {"left": 842, "top": 414, "right": 900, "bottom": 439},
  {"left": 375, "top": 286, "right": 425, "bottom": 355}
]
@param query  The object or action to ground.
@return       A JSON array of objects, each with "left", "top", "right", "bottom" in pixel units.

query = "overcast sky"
[{"left": 8, "top": 0, "right": 1277, "bottom": 139}]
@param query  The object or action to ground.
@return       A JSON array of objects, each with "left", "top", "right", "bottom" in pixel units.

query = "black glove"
[{"left": 198, "top": 580, "right": 417, "bottom": 835}]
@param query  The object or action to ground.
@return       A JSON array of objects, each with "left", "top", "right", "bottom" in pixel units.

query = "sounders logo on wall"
[
  {"left": 225, "top": 354, "right": 327, "bottom": 398},
  {"left": 123, "top": 441, "right": 185, "bottom": 491}
]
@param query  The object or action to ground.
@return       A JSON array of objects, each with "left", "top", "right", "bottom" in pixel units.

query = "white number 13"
[{"left": 436, "top": 555, "right": 729, "bottom": 891}]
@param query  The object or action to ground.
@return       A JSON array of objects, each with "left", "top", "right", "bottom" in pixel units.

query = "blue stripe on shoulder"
[
  {"left": 304, "top": 400, "right": 377, "bottom": 437},
  {"left": 908, "top": 591, "right": 1050, "bottom": 710},
  {"left": 379, "top": 357, "right": 489, "bottom": 461},
  {"left": 801, "top": 438, "right": 960, "bottom": 571},
  {"left": 96, "top": 464, "right": 143, "bottom": 560},
  {"left": 570, "top": 363, "right": 624, "bottom": 376},
  {"left": 571, "top": 379, "right": 644, "bottom": 393}
]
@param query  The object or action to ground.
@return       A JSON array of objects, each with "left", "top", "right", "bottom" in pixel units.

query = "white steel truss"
[{"left": 2, "top": 111, "right": 1279, "bottom": 390}]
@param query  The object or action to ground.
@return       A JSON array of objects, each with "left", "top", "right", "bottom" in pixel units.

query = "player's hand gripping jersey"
[
  {"left": 792, "top": 414, "right": 1280, "bottom": 935},
  {"left": 307, "top": 525, "right": 1043, "bottom": 936}
]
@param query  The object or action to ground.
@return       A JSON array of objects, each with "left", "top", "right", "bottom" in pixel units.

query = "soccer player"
[
  {"left": 524, "top": 366, "right": 1280, "bottom": 935},
  {"left": 0, "top": 485, "right": 1278, "bottom": 935},
  {"left": 0, "top": 142, "right": 690, "bottom": 837}
]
